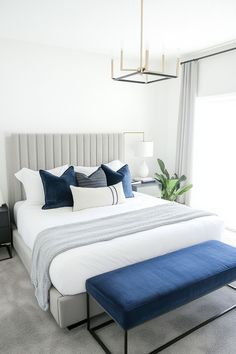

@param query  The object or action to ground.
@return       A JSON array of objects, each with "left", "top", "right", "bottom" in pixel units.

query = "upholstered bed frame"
[{"left": 7, "top": 133, "right": 124, "bottom": 328}]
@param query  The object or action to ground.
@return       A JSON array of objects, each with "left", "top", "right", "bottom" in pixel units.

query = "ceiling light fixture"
[{"left": 111, "top": 0, "right": 180, "bottom": 84}]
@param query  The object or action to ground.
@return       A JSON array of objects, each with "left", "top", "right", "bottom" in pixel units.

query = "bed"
[{"left": 7, "top": 133, "right": 224, "bottom": 328}]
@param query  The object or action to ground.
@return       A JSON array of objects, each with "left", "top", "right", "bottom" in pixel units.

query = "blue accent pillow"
[
  {"left": 39, "top": 166, "right": 77, "bottom": 209},
  {"left": 101, "top": 164, "right": 134, "bottom": 198}
]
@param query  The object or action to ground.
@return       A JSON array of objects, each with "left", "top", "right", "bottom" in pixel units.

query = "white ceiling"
[{"left": 0, "top": 0, "right": 236, "bottom": 58}]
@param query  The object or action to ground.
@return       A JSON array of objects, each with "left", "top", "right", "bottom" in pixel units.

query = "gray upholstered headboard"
[{"left": 6, "top": 133, "right": 124, "bottom": 207}]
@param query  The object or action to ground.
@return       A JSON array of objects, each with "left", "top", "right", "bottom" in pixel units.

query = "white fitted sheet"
[{"left": 14, "top": 193, "right": 224, "bottom": 296}]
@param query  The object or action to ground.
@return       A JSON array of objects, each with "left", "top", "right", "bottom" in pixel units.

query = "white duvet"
[{"left": 14, "top": 193, "right": 224, "bottom": 296}]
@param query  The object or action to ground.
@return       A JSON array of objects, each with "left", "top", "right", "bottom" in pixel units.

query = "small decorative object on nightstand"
[
  {"left": 132, "top": 180, "right": 161, "bottom": 198},
  {"left": 0, "top": 204, "right": 12, "bottom": 261}
]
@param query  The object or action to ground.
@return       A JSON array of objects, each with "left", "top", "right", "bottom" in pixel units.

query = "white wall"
[
  {"left": 146, "top": 78, "right": 180, "bottom": 173},
  {"left": 198, "top": 50, "right": 236, "bottom": 97},
  {"left": 0, "top": 38, "right": 179, "bottom": 200}
]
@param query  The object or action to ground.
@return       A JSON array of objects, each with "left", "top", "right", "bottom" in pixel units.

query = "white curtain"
[{"left": 175, "top": 61, "right": 199, "bottom": 205}]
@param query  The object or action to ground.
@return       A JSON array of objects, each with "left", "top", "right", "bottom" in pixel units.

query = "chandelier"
[{"left": 111, "top": 0, "right": 180, "bottom": 84}]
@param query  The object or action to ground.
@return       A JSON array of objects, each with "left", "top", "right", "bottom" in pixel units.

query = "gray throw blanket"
[{"left": 31, "top": 203, "right": 213, "bottom": 310}]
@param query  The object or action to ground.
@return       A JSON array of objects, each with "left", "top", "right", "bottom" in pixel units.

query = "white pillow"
[
  {"left": 15, "top": 165, "right": 69, "bottom": 204},
  {"left": 70, "top": 182, "right": 125, "bottom": 211},
  {"left": 74, "top": 160, "right": 124, "bottom": 175},
  {"left": 106, "top": 160, "right": 124, "bottom": 171}
]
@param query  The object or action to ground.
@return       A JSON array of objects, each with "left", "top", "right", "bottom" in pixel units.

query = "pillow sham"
[
  {"left": 70, "top": 182, "right": 125, "bottom": 211},
  {"left": 40, "top": 166, "right": 76, "bottom": 209},
  {"left": 74, "top": 160, "right": 124, "bottom": 175},
  {"left": 76, "top": 167, "right": 107, "bottom": 188},
  {"left": 101, "top": 164, "right": 134, "bottom": 198},
  {"left": 15, "top": 165, "right": 69, "bottom": 204}
]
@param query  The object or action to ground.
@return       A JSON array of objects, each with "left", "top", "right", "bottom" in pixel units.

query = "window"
[{"left": 191, "top": 93, "right": 236, "bottom": 231}]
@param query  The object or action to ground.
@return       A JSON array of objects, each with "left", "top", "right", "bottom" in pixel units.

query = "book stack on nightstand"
[
  {"left": 133, "top": 177, "right": 156, "bottom": 184},
  {"left": 0, "top": 204, "right": 12, "bottom": 261}
]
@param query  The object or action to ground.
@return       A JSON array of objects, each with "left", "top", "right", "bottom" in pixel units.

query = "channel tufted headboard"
[{"left": 6, "top": 133, "right": 124, "bottom": 207}]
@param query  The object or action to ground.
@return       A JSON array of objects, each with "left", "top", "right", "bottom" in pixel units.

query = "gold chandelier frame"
[{"left": 111, "top": 0, "right": 180, "bottom": 84}]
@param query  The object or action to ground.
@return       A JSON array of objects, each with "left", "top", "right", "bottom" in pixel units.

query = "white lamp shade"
[
  {"left": 135, "top": 141, "right": 153, "bottom": 157},
  {"left": 0, "top": 188, "right": 5, "bottom": 206}
]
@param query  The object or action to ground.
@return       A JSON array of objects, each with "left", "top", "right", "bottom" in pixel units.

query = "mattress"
[{"left": 14, "top": 193, "right": 224, "bottom": 296}]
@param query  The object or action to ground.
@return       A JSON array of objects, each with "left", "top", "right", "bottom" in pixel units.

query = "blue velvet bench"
[{"left": 86, "top": 240, "right": 236, "bottom": 354}]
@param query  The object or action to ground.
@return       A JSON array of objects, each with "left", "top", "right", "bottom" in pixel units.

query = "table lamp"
[{"left": 134, "top": 141, "right": 154, "bottom": 182}]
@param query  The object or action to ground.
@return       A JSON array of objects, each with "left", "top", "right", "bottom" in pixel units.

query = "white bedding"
[{"left": 14, "top": 193, "right": 224, "bottom": 296}]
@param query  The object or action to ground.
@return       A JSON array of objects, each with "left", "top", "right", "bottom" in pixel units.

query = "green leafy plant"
[{"left": 154, "top": 158, "right": 193, "bottom": 202}]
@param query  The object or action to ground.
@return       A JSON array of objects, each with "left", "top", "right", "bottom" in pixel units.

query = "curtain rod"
[{"left": 181, "top": 46, "right": 236, "bottom": 65}]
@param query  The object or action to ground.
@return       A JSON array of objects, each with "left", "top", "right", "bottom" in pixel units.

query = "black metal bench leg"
[
  {"left": 86, "top": 293, "right": 113, "bottom": 354},
  {"left": 86, "top": 286, "right": 236, "bottom": 354},
  {"left": 124, "top": 330, "right": 128, "bottom": 354}
]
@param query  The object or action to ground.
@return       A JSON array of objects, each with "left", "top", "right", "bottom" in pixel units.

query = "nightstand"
[
  {"left": 132, "top": 181, "right": 161, "bottom": 198},
  {"left": 0, "top": 204, "right": 12, "bottom": 261}
]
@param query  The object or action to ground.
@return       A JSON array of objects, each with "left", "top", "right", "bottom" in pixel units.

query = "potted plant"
[{"left": 155, "top": 159, "right": 193, "bottom": 202}]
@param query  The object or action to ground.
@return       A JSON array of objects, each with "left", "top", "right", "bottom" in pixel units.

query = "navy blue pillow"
[
  {"left": 101, "top": 164, "right": 134, "bottom": 198},
  {"left": 40, "top": 166, "right": 77, "bottom": 209}
]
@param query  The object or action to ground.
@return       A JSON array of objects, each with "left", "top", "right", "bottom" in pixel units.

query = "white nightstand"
[{"left": 132, "top": 181, "right": 161, "bottom": 198}]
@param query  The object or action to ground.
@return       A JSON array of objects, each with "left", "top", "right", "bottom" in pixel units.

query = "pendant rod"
[{"left": 140, "top": 0, "right": 144, "bottom": 71}]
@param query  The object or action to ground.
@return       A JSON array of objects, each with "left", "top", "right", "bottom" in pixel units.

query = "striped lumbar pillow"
[
  {"left": 75, "top": 167, "right": 107, "bottom": 188},
  {"left": 70, "top": 182, "right": 125, "bottom": 211}
]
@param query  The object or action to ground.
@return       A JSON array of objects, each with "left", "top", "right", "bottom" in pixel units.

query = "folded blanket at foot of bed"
[{"left": 31, "top": 203, "right": 213, "bottom": 311}]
